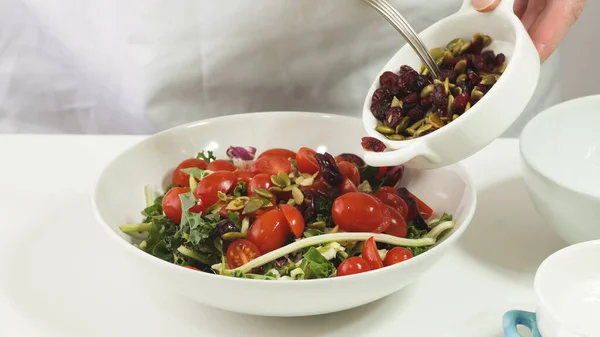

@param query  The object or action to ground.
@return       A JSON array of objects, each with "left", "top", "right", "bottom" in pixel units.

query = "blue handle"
[{"left": 503, "top": 310, "right": 542, "bottom": 337}]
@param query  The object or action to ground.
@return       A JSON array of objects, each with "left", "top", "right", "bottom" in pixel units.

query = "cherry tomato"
[
  {"left": 336, "top": 257, "right": 371, "bottom": 277},
  {"left": 226, "top": 239, "right": 262, "bottom": 268},
  {"left": 193, "top": 171, "right": 236, "bottom": 207},
  {"left": 339, "top": 178, "right": 359, "bottom": 194},
  {"left": 247, "top": 209, "right": 291, "bottom": 253},
  {"left": 247, "top": 173, "right": 273, "bottom": 197},
  {"left": 207, "top": 159, "right": 237, "bottom": 172},
  {"left": 163, "top": 187, "right": 204, "bottom": 224},
  {"left": 375, "top": 189, "right": 409, "bottom": 220},
  {"left": 299, "top": 177, "right": 328, "bottom": 192},
  {"left": 377, "top": 186, "right": 398, "bottom": 195},
  {"left": 337, "top": 161, "right": 360, "bottom": 186},
  {"left": 384, "top": 205, "right": 408, "bottom": 238},
  {"left": 410, "top": 192, "right": 434, "bottom": 219},
  {"left": 375, "top": 167, "right": 388, "bottom": 180},
  {"left": 383, "top": 247, "right": 413, "bottom": 267},
  {"left": 279, "top": 204, "right": 305, "bottom": 238},
  {"left": 258, "top": 148, "right": 297, "bottom": 160},
  {"left": 250, "top": 156, "right": 292, "bottom": 176},
  {"left": 362, "top": 237, "right": 383, "bottom": 270},
  {"left": 172, "top": 158, "right": 208, "bottom": 187},
  {"left": 332, "top": 192, "right": 390, "bottom": 232},
  {"left": 234, "top": 170, "right": 254, "bottom": 186},
  {"left": 184, "top": 266, "right": 202, "bottom": 271},
  {"left": 296, "top": 147, "right": 320, "bottom": 174}
]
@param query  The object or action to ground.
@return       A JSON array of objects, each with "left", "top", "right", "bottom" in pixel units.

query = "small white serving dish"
[
  {"left": 91, "top": 111, "right": 477, "bottom": 317},
  {"left": 520, "top": 95, "right": 600, "bottom": 245}
]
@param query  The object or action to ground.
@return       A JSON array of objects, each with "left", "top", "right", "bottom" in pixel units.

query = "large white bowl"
[
  {"left": 520, "top": 95, "right": 600, "bottom": 245},
  {"left": 92, "top": 111, "right": 477, "bottom": 316}
]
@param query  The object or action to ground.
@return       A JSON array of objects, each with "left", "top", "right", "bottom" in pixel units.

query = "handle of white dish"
[
  {"left": 363, "top": 142, "right": 440, "bottom": 168},
  {"left": 503, "top": 310, "right": 542, "bottom": 337},
  {"left": 459, "top": 0, "right": 516, "bottom": 14}
]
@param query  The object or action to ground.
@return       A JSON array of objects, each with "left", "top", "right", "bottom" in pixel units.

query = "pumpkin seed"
[
  {"left": 435, "top": 58, "right": 444, "bottom": 67},
  {"left": 270, "top": 175, "right": 286, "bottom": 188},
  {"left": 395, "top": 116, "right": 411, "bottom": 134},
  {"left": 409, "top": 118, "right": 425, "bottom": 131},
  {"left": 259, "top": 198, "right": 273, "bottom": 207},
  {"left": 434, "top": 79, "right": 443, "bottom": 86},
  {"left": 428, "top": 114, "right": 445, "bottom": 129},
  {"left": 253, "top": 187, "right": 273, "bottom": 199},
  {"left": 299, "top": 177, "right": 314, "bottom": 186},
  {"left": 421, "top": 66, "right": 430, "bottom": 76},
  {"left": 294, "top": 176, "right": 305, "bottom": 185},
  {"left": 283, "top": 184, "right": 297, "bottom": 192},
  {"left": 480, "top": 74, "right": 499, "bottom": 86},
  {"left": 217, "top": 191, "right": 228, "bottom": 201},
  {"left": 453, "top": 86, "right": 463, "bottom": 96},
  {"left": 440, "top": 117, "right": 451, "bottom": 122},
  {"left": 447, "top": 94, "right": 455, "bottom": 114},
  {"left": 456, "top": 73, "right": 467, "bottom": 86},
  {"left": 446, "top": 37, "right": 463, "bottom": 50},
  {"left": 241, "top": 217, "right": 250, "bottom": 235},
  {"left": 308, "top": 221, "right": 326, "bottom": 230},
  {"left": 405, "top": 128, "right": 415, "bottom": 136},
  {"left": 444, "top": 77, "right": 450, "bottom": 95},
  {"left": 222, "top": 232, "right": 245, "bottom": 241},
  {"left": 278, "top": 171, "right": 291, "bottom": 187},
  {"left": 286, "top": 199, "right": 296, "bottom": 206},
  {"left": 459, "top": 41, "right": 471, "bottom": 54},
  {"left": 483, "top": 35, "right": 492, "bottom": 48},
  {"left": 420, "top": 84, "right": 434, "bottom": 98},
  {"left": 498, "top": 62, "right": 507, "bottom": 74},
  {"left": 473, "top": 33, "right": 484, "bottom": 44},
  {"left": 357, "top": 180, "right": 372, "bottom": 194},
  {"left": 414, "top": 123, "right": 434, "bottom": 137},
  {"left": 452, "top": 114, "right": 460, "bottom": 120},
  {"left": 429, "top": 47, "right": 447, "bottom": 61},
  {"left": 423, "top": 109, "right": 434, "bottom": 121},
  {"left": 471, "top": 89, "right": 484, "bottom": 102},
  {"left": 226, "top": 196, "right": 250, "bottom": 211},
  {"left": 454, "top": 59, "right": 467, "bottom": 74},
  {"left": 242, "top": 199, "right": 264, "bottom": 214},
  {"left": 269, "top": 186, "right": 283, "bottom": 193},
  {"left": 292, "top": 186, "right": 304, "bottom": 204},
  {"left": 391, "top": 96, "right": 403, "bottom": 108},
  {"left": 465, "top": 102, "right": 471, "bottom": 112},
  {"left": 330, "top": 225, "right": 339, "bottom": 234},
  {"left": 387, "top": 134, "right": 405, "bottom": 141},
  {"left": 375, "top": 125, "right": 395, "bottom": 135}
]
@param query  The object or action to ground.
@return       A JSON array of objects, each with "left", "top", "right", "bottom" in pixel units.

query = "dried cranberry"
[
  {"left": 415, "top": 75, "right": 431, "bottom": 91},
  {"left": 398, "top": 69, "right": 419, "bottom": 94},
  {"left": 370, "top": 87, "right": 394, "bottom": 120},
  {"left": 420, "top": 97, "right": 433, "bottom": 109},
  {"left": 481, "top": 50, "right": 496, "bottom": 64},
  {"left": 315, "top": 153, "right": 343, "bottom": 187},
  {"left": 399, "top": 65, "right": 415, "bottom": 73},
  {"left": 452, "top": 92, "right": 471, "bottom": 113},
  {"left": 443, "top": 57, "right": 461, "bottom": 68},
  {"left": 385, "top": 107, "right": 403, "bottom": 128},
  {"left": 430, "top": 85, "right": 449, "bottom": 114},
  {"left": 440, "top": 69, "right": 457, "bottom": 82},
  {"left": 477, "top": 84, "right": 491, "bottom": 94},
  {"left": 495, "top": 53, "right": 506, "bottom": 66},
  {"left": 382, "top": 165, "right": 405, "bottom": 187},
  {"left": 403, "top": 92, "right": 420, "bottom": 105},
  {"left": 336, "top": 153, "right": 366, "bottom": 168},
  {"left": 469, "top": 38, "right": 484, "bottom": 55},
  {"left": 215, "top": 220, "right": 239, "bottom": 236},
  {"left": 379, "top": 71, "right": 399, "bottom": 88},
  {"left": 361, "top": 137, "right": 386, "bottom": 152},
  {"left": 467, "top": 70, "right": 481, "bottom": 86},
  {"left": 407, "top": 107, "right": 424, "bottom": 123}
]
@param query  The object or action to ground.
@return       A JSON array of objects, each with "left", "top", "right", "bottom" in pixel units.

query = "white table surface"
[{"left": 0, "top": 136, "right": 567, "bottom": 337}]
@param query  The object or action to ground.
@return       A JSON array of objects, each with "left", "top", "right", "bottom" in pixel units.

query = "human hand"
[{"left": 472, "top": 0, "right": 586, "bottom": 62}]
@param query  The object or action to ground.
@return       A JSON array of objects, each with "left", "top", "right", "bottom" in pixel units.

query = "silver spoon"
[{"left": 363, "top": 0, "right": 442, "bottom": 79}]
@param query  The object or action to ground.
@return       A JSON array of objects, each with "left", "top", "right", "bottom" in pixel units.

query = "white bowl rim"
[
  {"left": 520, "top": 95, "right": 600, "bottom": 200},
  {"left": 91, "top": 111, "right": 478, "bottom": 284},
  {"left": 533, "top": 239, "right": 600, "bottom": 335}
]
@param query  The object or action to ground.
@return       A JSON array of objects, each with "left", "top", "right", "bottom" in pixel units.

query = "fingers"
[
  {"left": 514, "top": 0, "right": 529, "bottom": 18},
  {"left": 472, "top": 0, "right": 502, "bottom": 12},
  {"left": 527, "top": 0, "right": 586, "bottom": 62}
]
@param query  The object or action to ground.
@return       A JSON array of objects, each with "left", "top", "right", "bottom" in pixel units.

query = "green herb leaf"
[
  {"left": 196, "top": 150, "right": 216, "bottom": 162},
  {"left": 233, "top": 181, "right": 246, "bottom": 197},
  {"left": 227, "top": 211, "right": 241, "bottom": 229},
  {"left": 181, "top": 167, "right": 211, "bottom": 181},
  {"left": 299, "top": 247, "right": 336, "bottom": 279},
  {"left": 231, "top": 270, "right": 277, "bottom": 280},
  {"left": 303, "top": 229, "right": 325, "bottom": 238}
]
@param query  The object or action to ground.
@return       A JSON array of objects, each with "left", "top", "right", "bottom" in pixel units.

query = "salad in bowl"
[
  {"left": 92, "top": 111, "right": 476, "bottom": 316},
  {"left": 119, "top": 146, "right": 455, "bottom": 280}
]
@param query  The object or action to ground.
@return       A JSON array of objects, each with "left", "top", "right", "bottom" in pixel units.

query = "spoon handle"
[{"left": 364, "top": 0, "right": 442, "bottom": 79}]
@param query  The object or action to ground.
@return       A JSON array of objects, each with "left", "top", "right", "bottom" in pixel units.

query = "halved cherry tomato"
[
  {"left": 258, "top": 148, "right": 297, "bottom": 160},
  {"left": 336, "top": 257, "right": 371, "bottom": 277},
  {"left": 234, "top": 170, "right": 254, "bottom": 186},
  {"left": 250, "top": 156, "right": 292, "bottom": 176},
  {"left": 384, "top": 205, "right": 408, "bottom": 238},
  {"left": 226, "top": 239, "right": 262, "bottom": 268},
  {"left": 296, "top": 147, "right": 320, "bottom": 174},
  {"left": 375, "top": 189, "right": 409, "bottom": 220},
  {"left": 383, "top": 247, "right": 413, "bottom": 267},
  {"left": 339, "top": 177, "right": 359, "bottom": 194},
  {"left": 163, "top": 187, "right": 204, "bottom": 224},
  {"left": 247, "top": 173, "right": 273, "bottom": 197},
  {"left": 332, "top": 192, "right": 390, "bottom": 232},
  {"left": 247, "top": 209, "right": 291, "bottom": 253},
  {"left": 184, "top": 266, "right": 202, "bottom": 271},
  {"left": 279, "top": 204, "right": 304, "bottom": 238},
  {"left": 193, "top": 171, "right": 236, "bottom": 207},
  {"left": 362, "top": 237, "right": 383, "bottom": 270},
  {"left": 337, "top": 161, "right": 360, "bottom": 186},
  {"left": 207, "top": 159, "right": 237, "bottom": 172},
  {"left": 172, "top": 158, "right": 208, "bottom": 187},
  {"left": 410, "top": 192, "right": 434, "bottom": 220}
]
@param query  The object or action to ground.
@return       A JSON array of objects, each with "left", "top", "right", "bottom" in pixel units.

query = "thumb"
[{"left": 472, "top": 0, "right": 502, "bottom": 12}]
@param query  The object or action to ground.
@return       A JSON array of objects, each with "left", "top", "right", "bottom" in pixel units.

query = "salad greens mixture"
[{"left": 120, "top": 146, "right": 456, "bottom": 280}]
